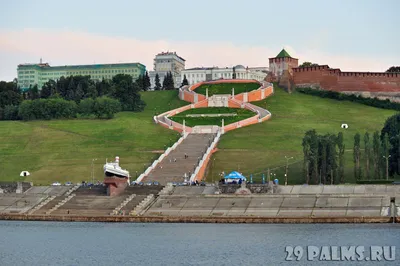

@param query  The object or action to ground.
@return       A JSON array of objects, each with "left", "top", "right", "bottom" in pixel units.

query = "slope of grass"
[
  {"left": 205, "top": 85, "right": 398, "bottom": 184},
  {"left": 169, "top": 107, "right": 255, "bottom": 127},
  {"left": 195, "top": 82, "right": 260, "bottom": 96},
  {"left": 1, "top": 87, "right": 397, "bottom": 185},
  {"left": 0, "top": 91, "right": 187, "bottom": 184}
]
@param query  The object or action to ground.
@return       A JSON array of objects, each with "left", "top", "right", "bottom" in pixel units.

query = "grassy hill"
[
  {"left": 0, "top": 91, "right": 187, "bottom": 185},
  {"left": 169, "top": 107, "right": 255, "bottom": 127},
  {"left": 0, "top": 85, "right": 397, "bottom": 185},
  {"left": 195, "top": 82, "right": 260, "bottom": 96},
  {"left": 204, "top": 86, "right": 398, "bottom": 184}
]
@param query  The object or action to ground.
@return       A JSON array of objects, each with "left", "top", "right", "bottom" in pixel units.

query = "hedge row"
[
  {"left": 0, "top": 96, "right": 121, "bottom": 121},
  {"left": 296, "top": 87, "right": 400, "bottom": 111},
  {"left": 355, "top": 180, "right": 395, "bottom": 184}
]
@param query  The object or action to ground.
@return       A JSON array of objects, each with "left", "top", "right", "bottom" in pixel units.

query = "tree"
[
  {"left": 112, "top": 74, "right": 145, "bottom": 112},
  {"left": 85, "top": 83, "right": 98, "bottom": 99},
  {"left": 74, "top": 82, "right": 84, "bottom": 102},
  {"left": 386, "top": 66, "right": 400, "bottom": 73},
  {"left": 136, "top": 74, "right": 144, "bottom": 91},
  {"left": 372, "top": 131, "right": 381, "bottom": 179},
  {"left": 232, "top": 67, "right": 236, "bottom": 79},
  {"left": 27, "top": 85, "right": 39, "bottom": 100},
  {"left": 363, "top": 132, "right": 371, "bottom": 180},
  {"left": 382, "top": 133, "right": 391, "bottom": 179},
  {"left": 299, "top": 62, "right": 319, "bottom": 68},
  {"left": 154, "top": 73, "right": 161, "bottom": 90},
  {"left": 40, "top": 80, "right": 56, "bottom": 99},
  {"left": 353, "top": 133, "right": 361, "bottom": 180},
  {"left": 302, "top": 133, "right": 311, "bottom": 184},
  {"left": 397, "top": 134, "right": 400, "bottom": 174},
  {"left": 169, "top": 72, "right": 175, "bottom": 90},
  {"left": 326, "top": 134, "right": 338, "bottom": 184},
  {"left": 143, "top": 71, "right": 151, "bottom": 91},
  {"left": 337, "top": 132, "right": 345, "bottom": 183},
  {"left": 163, "top": 72, "right": 175, "bottom": 90},
  {"left": 381, "top": 113, "right": 400, "bottom": 175},
  {"left": 182, "top": 74, "right": 189, "bottom": 86},
  {"left": 0, "top": 81, "right": 22, "bottom": 108}
]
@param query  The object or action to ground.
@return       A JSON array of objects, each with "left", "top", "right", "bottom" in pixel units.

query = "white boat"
[{"left": 103, "top": 156, "right": 130, "bottom": 179}]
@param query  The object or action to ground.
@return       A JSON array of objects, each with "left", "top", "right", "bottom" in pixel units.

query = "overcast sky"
[{"left": 0, "top": 0, "right": 399, "bottom": 81}]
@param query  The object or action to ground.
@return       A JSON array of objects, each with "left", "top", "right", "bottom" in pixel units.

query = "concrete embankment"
[{"left": 0, "top": 214, "right": 396, "bottom": 224}]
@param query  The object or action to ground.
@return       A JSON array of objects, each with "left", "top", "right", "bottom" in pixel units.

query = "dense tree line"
[
  {"left": 302, "top": 130, "right": 344, "bottom": 184},
  {"left": 0, "top": 74, "right": 146, "bottom": 121},
  {"left": 302, "top": 113, "right": 400, "bottom": 184},
  {"left": 386, "top": 66, "right": 400, "bottom": 73},
  {"left": 162, "top": 72, "right": 175, "bottom": 90},
  {"left": 4, "top": 97, "right": 120, "bottom": 121},
  {"left": 298, "top": 62, "right": 319, "bottom": 68},
  {"left": 136, "top": 71, "right": 151, "bottom": 91},
  {"left": 352, "top": 130, "right": 394, "bottom": 182},
  {"left": 297, "top": 87, "right": 400, "bottom": 111}
]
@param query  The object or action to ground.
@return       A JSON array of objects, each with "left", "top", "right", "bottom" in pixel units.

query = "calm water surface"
[{"left": 0, "top": 221, "right": 399, "bottom": 266}]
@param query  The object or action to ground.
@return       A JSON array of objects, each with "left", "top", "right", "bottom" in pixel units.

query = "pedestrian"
[
  {"left": 67, "top": 210, "right": 70, "bottom": 214},
  {"left": 174, "top": 158, "right": 177, "bottom": 162}
]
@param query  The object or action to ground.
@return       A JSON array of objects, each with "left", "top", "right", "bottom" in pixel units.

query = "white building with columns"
[
  {"left": 181, "top": 65, "right": 268, "bottom": 85},
  {"left": 149, "top": 52, "right": 185, "bottom": 89}
]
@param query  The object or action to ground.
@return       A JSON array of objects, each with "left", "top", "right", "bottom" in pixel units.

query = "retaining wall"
[{"left": 0, "top": 214, "right": 394, "bottom": 223}]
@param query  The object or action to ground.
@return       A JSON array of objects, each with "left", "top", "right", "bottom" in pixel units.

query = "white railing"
[
  {"left": 135, "top": 133, "right": 187, "bottom": 183},
  {"left": 190, "top": 131, "right": 221, "bottom": 182}
]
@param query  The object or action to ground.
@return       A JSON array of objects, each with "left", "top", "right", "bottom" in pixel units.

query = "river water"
[{"left": 0, "top": 221, "right": 399, "bottom": 266}]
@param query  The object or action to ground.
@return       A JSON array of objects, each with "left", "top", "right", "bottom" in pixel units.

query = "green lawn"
[
  {"left": 195, "top": 82, "right": 260, "bottom": 96},
  {"left": 169, "top": 107, "right": 256, "bottom": 127},
  {"left": 204, "top": 85, "right": 398, "bottom": 184},
  {"left": 0, "top": 91, "right": 187, "bottom": 185}
]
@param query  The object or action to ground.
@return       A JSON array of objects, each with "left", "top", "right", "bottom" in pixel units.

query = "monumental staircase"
[
  {"left": 137, "top": 79, "right": 274, "bottom": 185},
  {"left": 141, "top": 133, "right": 216, "bottom": 185}
]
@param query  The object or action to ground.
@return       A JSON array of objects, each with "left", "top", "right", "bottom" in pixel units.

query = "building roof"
[
  {"left": 276, "top": 49, "right": 291, "bottom": 58},
  {"left": 155, "top": 51, "right": 186, "bottom": 62},
  {"left": 17, "top": 62, "right": 146, "bottom": 70},
  {"left": 184, "top": 67, "right": 216, "bottom": 71}
]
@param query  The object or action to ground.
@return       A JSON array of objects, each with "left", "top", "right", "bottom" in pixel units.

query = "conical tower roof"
[{"left": 276, "top": 48, "right": 291, "bottom": 58}]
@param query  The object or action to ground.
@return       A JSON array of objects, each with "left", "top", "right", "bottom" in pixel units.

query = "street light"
[
  {"left": 383, "top": 155, "right": 392, "bottom": 180},
  {"left": 91, "top": 158, "right": 97, "bottom": 184},
  {"left": 285, "top": 156, "right": 294, "bottom": 186}
]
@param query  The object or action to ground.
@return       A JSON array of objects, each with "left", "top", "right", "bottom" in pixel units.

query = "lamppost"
[
  {"left": 285, "top": 156, "right": 294, "bottom": 186},
  {"left": 211, "top": 158, "right": 216, "bottom": 184},
  {"left": 91, "top": 158, "right": 97, "bottom": 184},
  {"left": 383, "top": 155, "right": 392, "bottom": 180}
]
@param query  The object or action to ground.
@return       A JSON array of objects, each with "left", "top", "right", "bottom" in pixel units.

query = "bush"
[
  {"left": 92, "top": 96, "right": 121, "bottom": 119},
  {"left": 18, "top": 98, "right": 77, "bottom": 121},
  {"left": 3, "top": 105, "right": 20, "bottom": 120},
  {"left": 356, "top": 180, "right": 395, "bottom": 184},
  {"left": 78, "top": 98, "right": 95, "bottom": 117},
  {"left": 296, "top": 87, "right": 400, "bottom": 111}
]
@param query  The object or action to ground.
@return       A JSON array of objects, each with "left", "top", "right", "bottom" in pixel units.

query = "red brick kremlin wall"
[{"left": 292, "top": 65, "right": 400, "bottom": 93}]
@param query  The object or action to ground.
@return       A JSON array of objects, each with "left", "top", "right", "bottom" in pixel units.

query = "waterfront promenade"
[{"left": 1, "top": 183, "right": 399, "bottom": 223}]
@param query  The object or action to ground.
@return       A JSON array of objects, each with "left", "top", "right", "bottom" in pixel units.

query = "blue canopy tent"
[{"left": 224, "top": 171, "right": 247, "bottom": 183}]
